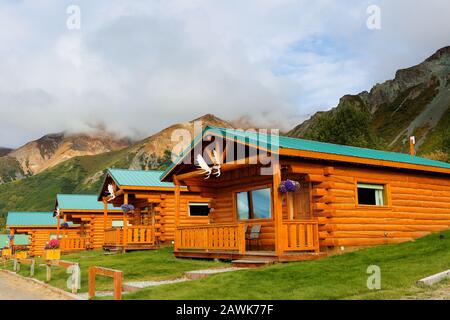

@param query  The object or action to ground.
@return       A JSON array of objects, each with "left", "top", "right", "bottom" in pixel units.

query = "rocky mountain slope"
[
  {"left": 0, "top": 148, "right": 12, "bottom": 157},
  {"left": 0, "top": 132, "right": 131, "bottom": 184},
  {"left": 0, "top": 114, "right": 232, "bottom": 212},
  {"left": 288, "top": 46, "right": 450, "bottom": 161}
]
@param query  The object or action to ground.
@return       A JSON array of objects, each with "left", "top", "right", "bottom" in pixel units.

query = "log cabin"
[
  {"left": 6, "top": 212, "right": 80, "bottom": 256},
  {"left": 0, "top": 234, "right": 29, "bottom": 253},
  {"left": 54, "top": 194, "right": 123, "bottom": 250},
  {"left": 98, "top": 168, "right": 211, "bottom": 252},
  {"left": 161, "top": 126, "right": 450, "bottom": 264}
]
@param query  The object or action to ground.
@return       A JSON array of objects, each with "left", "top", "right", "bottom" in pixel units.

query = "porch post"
[
  {"left": 57, "top": 213, "right": 61, "bottom": 239},
  {"left": 103, "top": 197, "right": 108, "bottom": 241},
  {"left": 174, "top": 175, "right": 180, "bottom": 251},
  {"left": 9, "top": 228, "right": 15, "bottom": 247},
  {"left": 273, "top": 162, "right": 284, "bottom": 256},
  {"left": 123, "top": 193, "right": 128, "bottom": 246}
]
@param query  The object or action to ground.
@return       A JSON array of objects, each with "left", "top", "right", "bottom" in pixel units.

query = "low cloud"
[{"left": 1, "top": 0, "right": 450, "bottom": 147}]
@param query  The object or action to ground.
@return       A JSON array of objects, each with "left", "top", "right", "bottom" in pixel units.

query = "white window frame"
[
  {"left": 357, "top": 183, "right": 385, "bottom": 206},
  {"left": 188, "top": 202, "right": 210, "bottom": 217}
]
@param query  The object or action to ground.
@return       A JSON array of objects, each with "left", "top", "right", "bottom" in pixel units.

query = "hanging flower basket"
[
  {"left": 7, "top": 235, "right": 14, "bottom": 241},
  {"left": 61, "top": 222, "right": 69, "bottom": 228},
  {"left": 279, "top": 179, "right": 300, "bottom": 194},
  {"left": 121, "top": 204, "right": 135, "bottom": 214}
]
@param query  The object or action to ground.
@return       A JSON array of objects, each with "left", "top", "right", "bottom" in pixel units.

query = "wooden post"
[
  {"left": 88, "top": 267, "right": 96, "bottom": 299},
  {"left": 46, "top": 264, "right": 52, "bottom": 281},
  {"left": 273, "top": 162, "right": 284, "bottom": 256},
  {"left": 238, "top": 224, "right": 246, "bottom": 254},
  {"left": 113, "top": 271, "right": 123, "bottom": 300},
  {"left": 9, "top": 228, "right": 14, "bottom": 247},
  {"left": 57, "top": 214, "right": 61, "bottom": 239},
  {"left": 174, "top": 175, "right": 181, "bottom": 251},
  {"left": 103, "top": 198, "right": 108, "bottom": 245},
  {"left": 123, "top": 193, "right": 128, "bottom": 246},
  {"left": 409, "top": 136, "right": 416, "bottom": 156}
]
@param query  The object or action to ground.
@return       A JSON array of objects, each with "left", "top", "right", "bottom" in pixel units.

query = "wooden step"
[{"left": 231, "top": 259, "right": 273, "bottom": 268}]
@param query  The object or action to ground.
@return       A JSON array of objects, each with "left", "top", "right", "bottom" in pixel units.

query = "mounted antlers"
[{"left": 196, "top": 149, "right": 221, "bottom": 179}]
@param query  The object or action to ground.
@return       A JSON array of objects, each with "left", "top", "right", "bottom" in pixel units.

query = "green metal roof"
[
  {"left": 56, "top": 194, "right": 120, "bottom": 211},
  {"left": 6, "top": 212, "right": 71, "bottom": 227},
  {"left": 161, "top": 126, "right": 450, "bottom": 179},
  {"left": 107, "top": 168, "right": 177, "bottom": 188},
  {"left": 0, "top": 234, "right": 29, "bottom": 246}
]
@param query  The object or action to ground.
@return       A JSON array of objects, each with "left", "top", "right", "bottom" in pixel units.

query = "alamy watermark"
[
  {"left": 367, "top": 5, "right": 381, "bottom": 30},
  {"left": 66, "top": 5, "right": 81, "bottom": 30},
  {"left": 367, "top": 265, "right": 381, "bottom": 290}
]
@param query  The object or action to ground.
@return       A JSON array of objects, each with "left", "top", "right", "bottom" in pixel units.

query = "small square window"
[
  {"left": 188, "top": 202, "right": 210, "bottom": 216},
  {"left": 357, "top": 183, "right": 385, "bottom": 206}
]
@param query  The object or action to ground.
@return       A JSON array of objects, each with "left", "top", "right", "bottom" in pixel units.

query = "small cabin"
[
  {"left": 98, "top": 169, "right": 211, "bottom": 251},
  {"left": 161, "top": 126, "right": 450, "bottom": 263},
  {"left": 54, "top": 194, "right": 123, "bottom": 250},
  {"left": 6, "top": 212, "right": 80, "bottom": 256},
  {"left": 0, "top": 234, "right": 29, "bottom": 253}
]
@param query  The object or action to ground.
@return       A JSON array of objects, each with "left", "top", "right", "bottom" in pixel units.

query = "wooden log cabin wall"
[
  {"left": 98, "top": 169, "right": 211, "bottom": 250},
  {"left": 55, "top": 194, "right": 123, "bottom": 250},
  {"left": 161, "top": 126, "right": 450, "bottom": 259},
  {"left": 6, "top": 212, "right": 80, "bottom": 256}
]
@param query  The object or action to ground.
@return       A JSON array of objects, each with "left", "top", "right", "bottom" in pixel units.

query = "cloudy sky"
[{"left": 1, "top": 0, "right": 450, "bottom": 148}]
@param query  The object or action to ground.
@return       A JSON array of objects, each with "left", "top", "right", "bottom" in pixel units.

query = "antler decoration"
[
  {"left": 107, "top": 184, "right": 116, "bottom": 200},
  {"left": 196, "top": 149, "right": 222, "bottom": 179}
]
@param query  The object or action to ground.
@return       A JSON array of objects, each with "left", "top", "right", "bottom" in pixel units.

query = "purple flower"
[
  {"left": 7, "top": 235, "right": 14, "bottom": 240},
  {"left": 121, "top": 204, "right": 135, "bottom": 213},
  {"left": 279, "top": 179, "right": 300, "bottom": 193},
  {"left": 61, "top": 222, "right": 69, "bottom": 228}
]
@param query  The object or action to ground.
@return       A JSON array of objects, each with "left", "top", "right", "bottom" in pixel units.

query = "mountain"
[
  {"left": 0, "top": 131, "right": 131, "bottom": 184},
  {"left": 0, "top": 148, "right": 12, "bottom": 157},
  {"left": 288, "top": 46, "right": 450, "bottom": 161},
  {"left": 0, "top": 114, "right": 232, "bottom": 213},
  {"left": 127, "top": 114, "right": 232, "bottom": 170}
]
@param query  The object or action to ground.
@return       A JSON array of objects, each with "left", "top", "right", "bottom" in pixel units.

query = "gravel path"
[{"left": 0, "top": 271, "right": 70, "bottom": 300}]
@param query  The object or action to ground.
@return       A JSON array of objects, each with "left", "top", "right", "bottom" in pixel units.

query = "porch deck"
[
  {"left": 60, "top": 236, "right": 88, "bottom": 253},
  {"left": 174, "top": 221, "right": 322, "bottom": 262},
  {"left": 174, "top": 250, "right": 325, "bottom": 262},
  {"left": 103, "top": 226, "right": 160, "bottom": 252}
]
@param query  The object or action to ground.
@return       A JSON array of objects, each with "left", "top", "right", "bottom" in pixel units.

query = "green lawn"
[
  {"left": 1, "top": 246, "right": 226, "bottom": 293},
  {"left": 125, "top": 231, "right": 450, "bottom": 300},
  {"left": 3, "top": 231, "right": 450, "bottom": 299}
]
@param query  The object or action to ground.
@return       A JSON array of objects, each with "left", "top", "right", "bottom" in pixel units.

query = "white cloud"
[{"left": 0, "top": 0, "right": 449, "bottom": 147}]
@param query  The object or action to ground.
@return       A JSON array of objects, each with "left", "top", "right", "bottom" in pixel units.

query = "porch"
[
  {"left": 60, "top": 236, "right": 89, "bottom": 253},
  {"left": 174, "top": 220, "right": 322, "bottom": 262},
  {"left": 103, "top": 226, "right": 159, "bottom": 251}
]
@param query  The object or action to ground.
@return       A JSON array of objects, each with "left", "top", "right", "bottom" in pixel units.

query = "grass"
[
  {"left": 2, "top": 229, "right": 450, "bottom": 300},
  {"left": 1, "top": 246, "right": 226, "bottom": 293},
  {"left": 123, "top": 231, "right": 450, "bottom": 300}
]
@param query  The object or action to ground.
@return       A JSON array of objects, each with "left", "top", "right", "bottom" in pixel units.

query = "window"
[
  {"left": 112, "top": 220, "right": 123, "bottom": 228},
  {"left": 112, "top": 220, "right": 131, "bottom": 227},
  {"left": 189, "top": 202, "right": 210, "bottom": 216},
  {"left": 357, "top": 183, "right": 385, "bottom": 206},
  {"left": 236, "top": 187, "right": 272, "bottom": 220}
]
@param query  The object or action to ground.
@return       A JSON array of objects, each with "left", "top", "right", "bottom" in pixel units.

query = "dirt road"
[{"left": 0, "top": 271, "right": 71, "bottom": 300}]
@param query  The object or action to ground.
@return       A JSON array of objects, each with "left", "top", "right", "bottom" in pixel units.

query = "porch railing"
[
  {"left": 60, "top": 236, "right": 88, "bottom": 251},
  {"left": 175, "top": 223, "right": 246, "bottom": 253},
  {"left": 104, "top": 226, "right": 155, "bottom": 246},
  {"left": 282, "top": 220, "right": 319, "bottom": 252}
]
